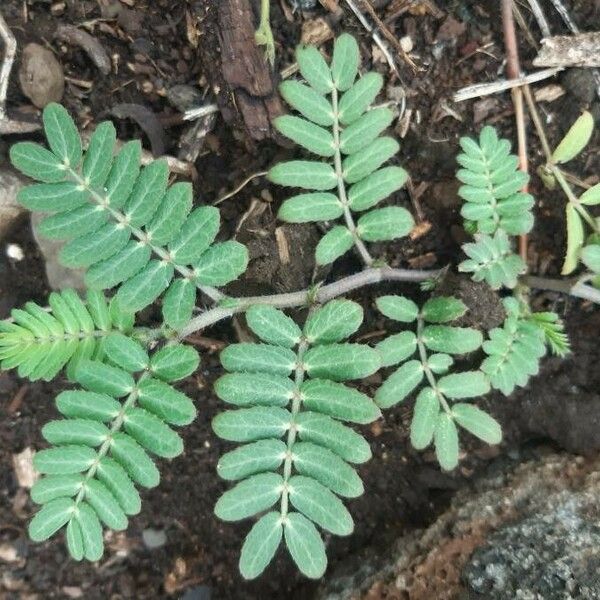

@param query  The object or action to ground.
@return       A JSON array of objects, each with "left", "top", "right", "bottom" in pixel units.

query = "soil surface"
[{"left": 1, "top": 1, "right": 599, "bottom": 599}]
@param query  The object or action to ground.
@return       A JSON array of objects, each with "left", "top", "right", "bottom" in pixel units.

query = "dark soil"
[{"left": 1, "top": 1, "right": 599, "bottom": 599}]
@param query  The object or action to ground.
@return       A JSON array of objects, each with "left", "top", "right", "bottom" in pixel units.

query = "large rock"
[
  {"left": 0, "top": 168, "right": 26, "bottom": 240},
  {"left": 317, "top": 452, "right": 600, "bottom": 600}
]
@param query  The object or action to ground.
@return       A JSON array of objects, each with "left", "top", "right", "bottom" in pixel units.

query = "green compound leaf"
[
  {"left": 422, "top": 297, "right": 467, "bottom": 323},
  {"left": 217, "top": 439, "right": 287, "bottom": 481},
  {"left": 115, "top": 259, "right": 174, "bottom": 312},
  {"left": 43, "top": 103, "right": 82, "bottom": 168},
  {"left": 303, "top": 299, "right": 363, "bottom": 345},
  {"left": 194, "top": 241, "right": 249, "bottom": 286},
  {"left": 421, "top": 325, "right": 483, "bottom": 354},
  {"left": 213, "top": 407, "right": 291, "bottom": 442},
  {"left": 338, "top": 72, "right": 383, "bottom": 125},
  {"left": 284, "top": 512, "right": 327, "bottom": 579},
  {"left": 434, "top": 413, "right": 459, "bottom": 471},
  {"left": 292, "top": 442, "right": 363, "bottom": 498},
  {"left": 83, "top": 121, "right": 116, "bottom": 188},
  {"left": 137, "top": 378, "right": 196, "bottom": 425},
  {"left": 103, "top": 333, "right": 149, "bottom": 372},
  {"left": 246, "top": 305, "right": 302, "bottom": 348},
  {"left": 168, "top": 206, "right": 220, "bottom": 265},
  {"left": 10, "top": 141, "right": 67, "bottom": 183},
  {"left": 552, "top": 111, "right": 594, "bottom": 164},
  {"left": 437, "top": 371, "right": 490, "bottom": 399},
  {"left": 215, "top": 472, "right": 284, "bottom": 521},
  {"left": 300, "top": 379, "right": 380, "bottom": 424},
  {"left": 220, "top": 343, "right": 296, "bottom": 377},
  {"left": 162, "top": 278, "right": 195, "bottom": 330},
  {"left": 356, "top": 206, "right": 414, "bottom": 241},
  {"left": 315, "top": 225, "right": 354, "bottom": 265},
  {"left": 348, "top": 166, "right": 408, "bottom": 212},
  {"left": 288, "top": 475, "right": 353, "bottom": 535},
  {"left": 275, "top": 116, "right": 335, "bottom": 157},
  {"left": 375, "top": 360, "right": 424, "bottom": 408},
  {"left": 278, "top": 193, "right": 343, "bottom": 223},
  {"left": 410, "top": 387, "right": 439, "bottom": 450},
  {"left": 214, "top": 372, "right": 295, "bottom": 407},
  {"left": 149, "top": 344, "right": 199, "bottom": 383},
  {"left": 342, "top": 137, "right": 399, "bottom": 184},
  {"left": 240, "top": 511, "right": 283, "bottom": 580},
  {"left": 296, "top": 44, "right": 333, "bottom": 94},
  {"left": 452, "top": 404, "right": 502, "bottom": 445},
  {"left": 340, "top": 108, "right": 394, "bottom": 155},
  {"left": 375, "top": 331, "right": 417, "bottom": 367},
  {"left": 268, "top": 160, "right": 337, "bottom": 191},
  {"left": 376, "top": 295, "right": 419, "bottom": 322},
  {"left": 29, "top": 497, "right": 75, "bottom": 541},
  {"left": 304, "top": 343, "right": 381, "bottom": 381},
  {"left": 279, "top": 81, "right": 334, "bottom": 127},
  {"left": 331, "top": 33, "right": 359, "bottom": 91}
]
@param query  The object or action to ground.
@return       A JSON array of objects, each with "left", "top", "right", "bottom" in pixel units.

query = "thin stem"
[
  {"left": 279, "top": 336, "right": 309, "bottom": 519},
  {"left": 416, "top": 315, "right": 451, "bottom": 414},
  {"left": 68, "top": 169, "right": 224, "bottom": 304},
  {"left": 551, "top": 166, "right": 599, "bottom": 232},
  {"left": 521, "top": 275, "right": 600, "bottom": 304},
  {"left": 178, "top": 265, "right": 442, "bottom": 338},
  {"left": 331, "top": 86, "right": 374, "bottom": 267},
  {"left": 0, "top": 13, "right": 16, "bottom": 121}
]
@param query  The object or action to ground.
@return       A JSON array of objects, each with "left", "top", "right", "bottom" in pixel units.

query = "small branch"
[
  {"left": 522, "top": 275, "right": 600, "bottom": 304},
  {"left": 0, "top": 12, "right": 15, "bottom": 122},
  {"left": 526, "top": 0, "right": 551, "bottom": 38},
  {"left": 214, "top": 170, "right": 268, "bottom": 206}
]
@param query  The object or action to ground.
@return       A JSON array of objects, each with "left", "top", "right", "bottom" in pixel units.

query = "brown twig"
[{"left": 502, "top": 0, "right": 529, "bottom": 263}]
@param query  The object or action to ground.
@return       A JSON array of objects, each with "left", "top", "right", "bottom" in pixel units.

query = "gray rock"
[
  {"left": 31, "top": 213, "right": 86, "bottom": 291},
  {"left": 18, "top": 43, "right": 64, "bottom": 109},
  {"left": 142, "top": 528, "right": 167, "bottom": 549},
  {"left": 0, "top": 168, "right": 26, "bottom": 240}
]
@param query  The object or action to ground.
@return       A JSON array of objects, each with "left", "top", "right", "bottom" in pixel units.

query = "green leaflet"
[
  {"left": 284, "top": 512, "right": 327, "bottom": 578},
  {"left": 149, "top": 344, "right": 199, "bottom": 383},
  {"left": 168, "top": 206, "right": 220, "bottom": 265},
  {"left": 137, "top": 378, "right": 196, "bottom": 425},
  {"left": 376, "top": 295, "right": 419, "bottom": 322},
  {"left": 268, "top": 161, "right": 337, "bottom": 191},
  {"left": 428, "top": 353, "right": 453, "bottom": 374},
  {"left": 331, "top": 33, "right": 359, "bottom": 91},
  {"left": 75, "top": 501, "right": 104, "bottom": 560},
  {"left": 60, "top": 222, "right": 131, "bottom": 268},
  {"left": 123, "top": 407, "right": 183, "bottom": 458},
  {"left": 375, "top": 331, "right": 417, "bottom": 367},
  {"left": 146, "top": 182, "right": 193, "bottom": 245},
  {"left": 110, "top": 432, "right": 160, "bottom": 488},
  {"left": 342, "top": 137, "right": 399, "bottom": 184},
  {"left": 42, "top": 419, "right": 110, "bottom": 447},
  {"left": 115, "top": 259, "right": 174, "bottom": 312},
  {"left": 96, "top": 457, "right": 142, "bottom": 515},
  {"left": 83, "top": 121, "right": 116, "bottom": 188},
  {"left": 315, "top": 226, "right": 354, "bottom": 265},
  {"left": 214, "top": 372, "right": 295, "bottom": 407},
  {"left": 29, "top": 497, "right": 75, "bottom": 541},
  {"left": 437, "top": 371, "right": 490, "bottom": 399},
  {"left": 562, "top": 204, "right": 584, "bottom": 275},
  {"left": 246, "top": 305, "right": 302, "bottom": 348},
  {"left": 552, "top": 111, "right": 594, "bottom": 164},
  {"left": 348, "top": 166, "right": 408, "bottom": 212},
  {"left": 296, "top": 44, "right": 333, "bottom": 94},
  {"left": 434, "top": 413, "right": 459, "bottom": 471},
  {"left": 292, "top": 442, "right": 363, "bottom": 498},
  {"left": 85, "top": 241, "right": 151, "bottom": 290},
  {"left": 215, "top": 472, "right": 284, "bottom": 521},
  {"left": 288, "top": 475, "right": 353, "bottom": 535},
  {"left": 38, "top": 205, "right": 108, "bottom": 240},
  {"left": 275, "top": 116, "right": 335, "bottom": 157},
  {"left": 303, "top": 300, "right": 363, "bottom": 344},
  {"left": 162, "top": 278, "right": 195, "bottom": 330},
  {"left": 580, "top": 183, "right": 600, "bottom": 206},
  {"left": 18, "top": 182, "right": 89, "bottom": 212},
  {"left": 105, "top": 141, "right": 142, "bottom": 209},
  {"left": 581, "top": 244, "right": 600, "bottom": 273},
  {"left": 304, "top": 343, "right": 381, "bottom": 381},
  {"left": 422, "top": 325, "right": 483, "bottom": 354},
  {"left": 239, "top": 512, "right": 283, "bottom": 579},
  {"left": 31, "top": 474, "right": 84, "bottom": 504},
  {"left": 75, "top": 359, "right": 135, "bottom": 397},
  {"left": 338, "top": 72, "right": 383, "bottom": 125},
  {"left": 279, "top": 81, "right": 334, "bottom": 127},
  {"left": 43, "top": 103, "right": 82, "bottom": 168},
  {"left": 103, "top": 333, "right": 149, "bottom": 372},
  {"left": 34, "top": 445, "right": 96, "bottom": 475},
  {"left": 10, "top": 141, "right": 67, "bottom": 183},
  {"left": 410, "top": 388, "right": 439, "bottom": 450},
  {"left": 66, "top": 519, "right": 84, "bottom": 561},
  {"left": 83, "top": 478, "right": 128, "bottom": 530},
  {"left": 452, "top": 404, "right": 502, "bottom": 444},
  {"left": 375, "top": 360, "right": 424, "bottom": 408},
  {"left": 220, "top": 343, "right": 296, "bottom": 376},
  {"left": 213, "top": 407, "right": 291, "bottom": 442},
  {"left": 218, "top": 439, "right": 287, "bottom": 481},
  {"left": 194, "top": 241, "right": 249, "bottom": 286},
  {"left": 340, "top": 108, "right": 394, "bottom": 155},
  {"left": 422, "top": 297, "right": 467, "bottom": 323},
  {"left": 356, "top": 206, "right": 414, "bottom": 241},
  {"left": 124, "top": 159, "right": 168, "bottom": 226},
  {"left": 300, "top": 379, "right": 380, "bottom": 424},
  {"left": 278, "top": 192, "right": 343, "bottom": 223}
]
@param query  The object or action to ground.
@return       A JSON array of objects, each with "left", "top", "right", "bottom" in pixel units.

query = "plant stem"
[
  {"left": 331, "top": 86, "right": 374, "bottom": 267},
  {"left": 416, "top": 315, "right": 451, "bottom": 414},
  {"left": 521, "top": 275, "right": 600, "bottom": 304},
  {"left": 68, "top": 169, "right": 225, "bottom": 304},
  {"left": 178, "top": 265, "right": 441, "bottom": 338}
]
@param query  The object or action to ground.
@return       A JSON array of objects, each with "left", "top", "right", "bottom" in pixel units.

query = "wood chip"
[
  {"left": 534, "top": 33, "right": 600, "bottom": 68},
  {"left": 12, "top": 447, "right": 38, "bottom": 489}
]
